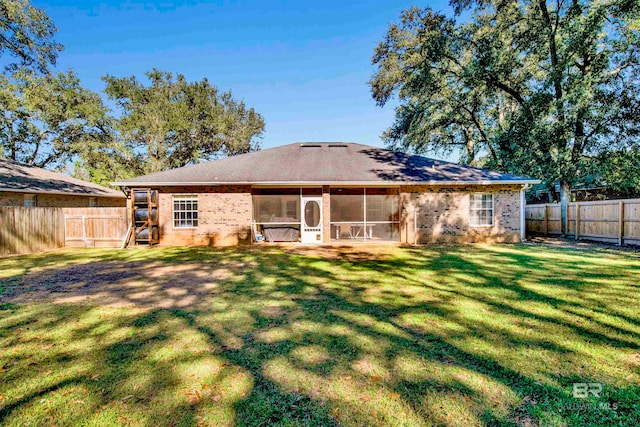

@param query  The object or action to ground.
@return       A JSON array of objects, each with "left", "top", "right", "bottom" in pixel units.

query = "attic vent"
[
  {"left": 328, "top": 144, "right": 348, "bottom": 148},
  {"left": 300, "top": 144, "right": 322, "bottom": 148}
]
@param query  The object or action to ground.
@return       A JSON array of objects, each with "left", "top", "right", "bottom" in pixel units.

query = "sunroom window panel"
[
  {"left": 253, "top": 195, "right": 300, "bottom": 222},
  {"left": 366, "top": 188, "right": 399, "bottom": 222},
  {"left": 330, "top": 188, "right": 399, "bottom": 242},
  {"left": 373, "top": 223, "right": 401, "bottom": 241},
  {"left": 251, "top": 189, "right": 301, "bottom": 242},
  {"left": 330, "top": 188, "right": 364, "bottom": 222}
]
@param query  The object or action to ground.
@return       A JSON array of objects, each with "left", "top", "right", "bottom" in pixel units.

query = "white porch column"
[{"left": 520, "top": 186, "right": 526, "bottom": 241}]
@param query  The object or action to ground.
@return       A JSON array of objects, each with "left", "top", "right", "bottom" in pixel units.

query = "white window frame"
[
  {"left": 23, "top": 194, "right": 37, "bottom": 207},
  {"left": 173, "top": 195, "right": 199, "bottom": 228},
  {"left": 470, "top": 193, "right": 494, "bottom": 227}
]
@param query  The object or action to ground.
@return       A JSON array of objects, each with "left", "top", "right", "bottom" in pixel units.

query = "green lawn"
[{"left": 0, "top": 244, "right": 639, "bottom": 426}]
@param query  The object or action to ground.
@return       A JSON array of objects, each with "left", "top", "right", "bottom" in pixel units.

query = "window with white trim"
[
  {"left": 23, "top": 194, "right": 37, "bottom": 207},
  {"left": 470, "top": 193, "right": 494, "bottom": 226},
  {"left": 173, "top": 195, "right": 198, "bottom": 228}
]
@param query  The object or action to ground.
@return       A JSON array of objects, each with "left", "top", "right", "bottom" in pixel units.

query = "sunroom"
[{"left": 251, "top": 187, "right": 400, "bottom": 244}]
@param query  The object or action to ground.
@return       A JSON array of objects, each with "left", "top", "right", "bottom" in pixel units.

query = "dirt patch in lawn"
[
  {"left": 0, "top": 260, "right": 235, "bottom": 308},
  {"left": 280, "top": 244, "right": 402, "bottom": 261},
  {"left": 0, "top": 245, "right": 400, "bottom": 309}
]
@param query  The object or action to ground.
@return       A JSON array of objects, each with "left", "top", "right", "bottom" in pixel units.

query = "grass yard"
[{"left": 0, "top": 243, "right": 639, "bottom": 426}]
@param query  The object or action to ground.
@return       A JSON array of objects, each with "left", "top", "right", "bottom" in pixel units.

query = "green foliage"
[
  {"left": 0, "top": 3, "right": 265, "bottom": 184},
  {"left": 370, "top": 1, "right": 640, "bottom": 192},
  {"left": 0, "top": 0, "right": 62, "bottom": 73},
  {"left": 71, "top": 126, "right": 146, "bottom": 187},
  {"left": 0, "top": 66, "right": 266, "bottom": 183},
  {"left": 593, "top": 148, "right": 640, "bottom": 192},
  {"left": 0, "top": 69, "right": 109, "bottom": 169},
  {"left": 97, "top": 69, "right": 265, "bottom": 175},
  {"left": 0, "top": 0, "right": 108, "bottom": 172}
]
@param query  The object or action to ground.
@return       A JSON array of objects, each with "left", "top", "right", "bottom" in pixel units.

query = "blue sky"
[{"left": 36, "top": 0, "right": 452, "bottom": 152}]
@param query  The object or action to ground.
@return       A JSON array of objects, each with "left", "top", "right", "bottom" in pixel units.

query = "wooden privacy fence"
[
  {"left": 526, "top": 198, "right": 640, "bottom": 246},
  {"left": 64, "top": 207, "right": 129, "bottom": 248},
  {"left": 0, "top": 207, "right": 65, "bottom": 256},
  {"left": 0, "top": 207, "right": 130, "bottom": 256}
]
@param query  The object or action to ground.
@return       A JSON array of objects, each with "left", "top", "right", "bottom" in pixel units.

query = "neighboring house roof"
[
  {"left": 112, "top": 142, "right": 540, "bottom": 186},
  {"left": 0, "top": 158, "right": 125, "bottom": 198}
]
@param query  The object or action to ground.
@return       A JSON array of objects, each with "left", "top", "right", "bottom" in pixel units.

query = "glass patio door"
[{"left": 301, "top": 197, "right": 323, "bottom": 243}]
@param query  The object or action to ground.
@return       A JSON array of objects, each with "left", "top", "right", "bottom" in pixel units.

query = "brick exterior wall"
[
  {"left": 155, "top": 185, "right": 252, "bottom": 247},
  {"left": 0, "top": 192, "right": 125, "bottom": 207},
  {"left": 400, "top": 184, "right": 523, "bottom": 244},
  {"left": 131, "top": 184, "right": 522, "bottom": 247}
]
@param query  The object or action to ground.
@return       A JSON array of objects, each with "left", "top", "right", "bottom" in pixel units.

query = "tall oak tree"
[
  {"left": 371, "top": 0, "right": 640, "bottom": 232},
  {"left": 83, "top": 69, "right": 265, "bottom": 180}
]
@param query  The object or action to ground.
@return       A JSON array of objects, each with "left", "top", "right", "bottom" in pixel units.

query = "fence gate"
[{"left": 64, "top": 207, "right": 129, "bottom": 248}]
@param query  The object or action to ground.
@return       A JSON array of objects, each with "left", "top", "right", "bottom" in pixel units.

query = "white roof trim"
[
  {"left": 0, "top": 187, "right": 126, "bottom": 198},
  {"left": 112, "top": 179, "right": 541, "bottom": 186}
]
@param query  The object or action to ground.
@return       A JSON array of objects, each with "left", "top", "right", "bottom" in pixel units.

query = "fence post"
[
  {"left": 575, "top": 203, "right": 580, "bottom": 240},
  {"left": 81, "top": 214, "right": 86, "bottom": 245},
  {"left": 544, "top": 205, "right": 549, "bottom": 236},
  {"left": 619, "top": 200, "right": 624, "bottom": 246},
  {"left": 63, "top": 212, "right": 67, "bottom": 248}
]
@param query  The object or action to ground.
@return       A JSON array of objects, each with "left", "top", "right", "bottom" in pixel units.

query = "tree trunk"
[{"left": 560, "top": 181, "right": 571, "bottom": 235}]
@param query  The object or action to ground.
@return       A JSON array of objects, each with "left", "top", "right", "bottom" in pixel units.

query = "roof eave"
[
  {"left": 0, "top": 187, "right": 126, "bottom": 198},
  {"left": 111, "top": 179, "right": 541, "bottom": 187}
]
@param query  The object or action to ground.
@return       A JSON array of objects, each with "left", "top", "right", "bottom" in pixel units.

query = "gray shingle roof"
[
  {"left": 0, "top": 158, "right": 125, "bottom": 198},
  {"left": 112, "top": 143, "right": 539, "bottom": 186}
]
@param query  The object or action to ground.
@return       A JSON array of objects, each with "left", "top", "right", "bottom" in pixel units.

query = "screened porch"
[{"left": 251, "top": 187, "right": 400, "bottom": 243}]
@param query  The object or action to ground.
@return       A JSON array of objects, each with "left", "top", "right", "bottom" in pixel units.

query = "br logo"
[{"left": 573, "top": 383, "right": 602, "bottom": 398}]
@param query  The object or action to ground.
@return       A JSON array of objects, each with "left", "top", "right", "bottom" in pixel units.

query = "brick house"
[
  {"left": 0, "top": 158, "right": 126, "bottom": 207},
  {"left": 113, "top": 143, "right": 539, "bottom": 246}
]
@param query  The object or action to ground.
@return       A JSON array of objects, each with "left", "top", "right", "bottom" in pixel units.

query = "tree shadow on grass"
[{"left": 0, "top": 244, "right": 639, "bottom": 426}]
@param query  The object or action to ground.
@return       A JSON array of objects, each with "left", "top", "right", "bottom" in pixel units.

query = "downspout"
[
  {"left": 363, "top": 188, "right": 367, "bottom": 243},
  {"left": 520, "top": 185, "right": 529, "bottom": 241},
  {"left": 414, "top": 209, "right": 418, "bottom": 246}
]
